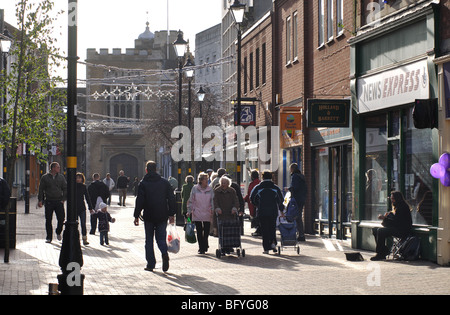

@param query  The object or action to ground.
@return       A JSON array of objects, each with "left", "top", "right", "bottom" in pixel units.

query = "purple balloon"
[
  {"left": 439, "top": 153, "right": 450, "bottom": 169},
  {"left": 441, "top": 171, "right": 450, "bottom": 187},
  {"left": 430, "top": 163, "right": 446, "bottom": 179}
]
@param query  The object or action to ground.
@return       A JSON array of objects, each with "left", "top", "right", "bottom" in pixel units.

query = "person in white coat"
[{"left": 103, "top": 173, "right": 115, "bottom": 206}]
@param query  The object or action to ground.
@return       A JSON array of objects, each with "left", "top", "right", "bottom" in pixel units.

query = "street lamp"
[
  {"left": 197, "top": 86, "right": 206, "bottom": 119},
  {"left": 230, "top": 0, "right": 246, "bottom": 24},
  {"left": 173, "top": 30, "right": 187, "bottom": 189},
  {"left": 229, "top": 0, "right": 246, "bottom": 187},
  {"left": 1, "top": 28, "right": 12, "bottom": 264},
  {"left": 185, "top": 57, "right": 194, "bottom": 175},
  {"left": 57, "top": 0, "right": 84, "bottom": 295}
]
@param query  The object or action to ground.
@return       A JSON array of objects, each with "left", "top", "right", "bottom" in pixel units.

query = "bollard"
[{"left": 48, "top": 283, "right": 60, "bottom": 295}]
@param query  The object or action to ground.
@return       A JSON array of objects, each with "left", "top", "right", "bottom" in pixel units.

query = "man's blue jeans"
[{"left": 144, "top": 221, "right": 168, "bottom": 269}]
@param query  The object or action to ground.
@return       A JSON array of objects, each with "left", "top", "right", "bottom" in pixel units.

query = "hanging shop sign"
[
  {"left": 279, "top": 107, "right": 302, "bottom": 148},
  {"left": 233, "top": 105, "right": 256, "bottom": 126},
  {"left": 307, "top": 99, "right": 351, "bottom": 128},
  {"left": 357, "top": 59, "right": 429, "bottom": 113}
]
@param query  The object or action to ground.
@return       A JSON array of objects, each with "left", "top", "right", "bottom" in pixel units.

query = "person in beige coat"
[{"left": 213, "top": 176, "right": 239, "bottom": 221}]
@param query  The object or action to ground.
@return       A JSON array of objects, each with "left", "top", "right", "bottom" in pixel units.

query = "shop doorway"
[{"left": 314, "top": 144, "right": 352, "bottom": 239}]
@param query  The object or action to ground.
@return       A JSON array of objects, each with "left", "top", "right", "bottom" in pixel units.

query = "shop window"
[
  {"left": 405, "top": 108, "right": 434, "bottom": 226},
  {"left": 365, "top": 114, "right": 387, "bottom": 221},
  {"left": 315, "top": 147, "right": 330, "bottom": 221}
]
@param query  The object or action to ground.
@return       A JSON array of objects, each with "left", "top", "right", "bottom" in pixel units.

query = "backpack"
[{"left": 397, "top": 236, "right": 421, "bottom": 261}]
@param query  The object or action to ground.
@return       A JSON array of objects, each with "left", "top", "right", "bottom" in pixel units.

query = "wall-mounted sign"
[
  {"left": 307, "top": 99, "right": 350, "bottom": 128},
  {"left": 357, "top": 59, "right": 429, "bottom": 113},
  {"left": 234, "top": 105, "right": 256, "bottom": 126},
  {"left": 280, "top": 107, "right": 302, "bottom": 148}
]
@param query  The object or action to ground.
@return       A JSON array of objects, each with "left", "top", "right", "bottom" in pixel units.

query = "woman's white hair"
[{"left": 219, "top": 176, "right": 231, "bottom": 186}]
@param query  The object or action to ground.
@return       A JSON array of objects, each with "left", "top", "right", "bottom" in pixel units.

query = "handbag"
[{"left": 185, "top": 218, "right": 197, "bottom": 244}]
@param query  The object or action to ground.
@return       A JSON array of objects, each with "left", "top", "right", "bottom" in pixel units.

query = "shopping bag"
[
  {"left": 167, "top": 224, "right": 181, "bottom": 254},
  {"left": 185, "top": 219, "right": 197, "bottom": 244}
]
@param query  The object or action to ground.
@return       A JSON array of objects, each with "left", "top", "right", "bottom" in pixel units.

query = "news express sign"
[{"left": 357, "top": 59, "right": 429, "bottom": 113}]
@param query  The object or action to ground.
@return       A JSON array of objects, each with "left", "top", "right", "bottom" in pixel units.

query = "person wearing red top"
[{"left": 244, "top": 170, "right": 261, "bottom": 237}]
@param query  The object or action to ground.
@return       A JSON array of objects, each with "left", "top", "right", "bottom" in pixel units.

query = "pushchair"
[
  {"left": 216, "top": 216, "right": 245, "bottom": 259},
  {"left": 277, "top": 216, "right": 300, "bottom": 255}
]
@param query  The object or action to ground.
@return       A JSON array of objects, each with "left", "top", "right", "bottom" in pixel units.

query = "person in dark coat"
[
  {"left": 76, "top": 173, "right": 94, "bottom": 245},
  {"left": 289, "top": 163, "right": 307, "bottom": 241},
  {"left": 371, "top": 191, "right": 413, "bottom": 261},
  {"left": 88, "top": 173, "right": 110, "bottom": 235},
  {"left": 134, "top": 161, "right": 176, "bottom": 272},
  {"left": 38, "top": 162, "right": 67, "bottom": 243},
  {"left": 250, "top": 170, "right": 285, "bottom": 254}
]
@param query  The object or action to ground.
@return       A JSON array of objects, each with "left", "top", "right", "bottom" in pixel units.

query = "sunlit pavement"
[{"left": 1, "top": 196, "right": 449, "bottom": 295}]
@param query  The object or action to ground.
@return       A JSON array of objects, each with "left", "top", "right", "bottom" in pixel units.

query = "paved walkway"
[{"left": 1, "top": 196, "right": 449, "bottom": 295}]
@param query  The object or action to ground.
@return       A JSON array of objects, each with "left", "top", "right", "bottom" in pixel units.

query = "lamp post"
[
  {"left": 173, "top": 30, "right": 187, "bottom": 189},
  {"left": 197, "top": 86, "right": 206, "bottom": 119},
  {"left": 57, "top": 0, "right": 84, "bottom": 295},
  {"left": 1, "top": 28, "right": 12, "bottom": 264},
  {"left": 185, "top": 57, "right": 194, "bottom": 175},
  {"left": 196, "top": 86, "right": 206, "bottom": 173},
  {"left": 230, "top": 0, "right": 246, "bottom": 187}
]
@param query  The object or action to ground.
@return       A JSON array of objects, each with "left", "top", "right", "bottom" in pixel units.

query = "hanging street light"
[{"left": 229, "top": 0, "right": 246, "bottom": 187}]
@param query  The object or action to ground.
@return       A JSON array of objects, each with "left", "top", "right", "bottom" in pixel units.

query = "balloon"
[
  {"left": 440, "top": 171, "right": 450, "bottom": 187},
  {"left": 430, "top": 163, "right": 445, "bottom": 179},
  {"left": 439, "top": 153, "right": 450, "bottom": 169}
]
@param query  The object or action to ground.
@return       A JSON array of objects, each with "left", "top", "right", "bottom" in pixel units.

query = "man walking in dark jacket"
[
  {"left": 88, "top": 173, "right": 110, "bottom": 235},
  {"left": 38, "top": 162, "right": 67, "bottom": 243},
  {"left": 250, "top": 170, "right": 284, "bottom": 254},
  {"left": 134, "top": 161, "right": 176, "bottom": 272}
]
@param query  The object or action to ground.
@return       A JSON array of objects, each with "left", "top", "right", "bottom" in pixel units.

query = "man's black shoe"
[{"left": 162, "top": 253, "right": 169, "bottom": 272}]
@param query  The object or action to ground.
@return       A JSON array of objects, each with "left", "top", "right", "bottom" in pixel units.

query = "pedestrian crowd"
[{"left": 0, "top": 158, "right": 414, "bottom": 273}]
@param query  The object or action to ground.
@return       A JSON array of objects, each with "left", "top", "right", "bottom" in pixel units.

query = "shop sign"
[
  {"left": 279, "top": 107, "right": 302, "bottom": 148},
  {"left": 234, "top": 105, "right": 256, "bottom": 126},
  {"left": 357, "top": 59, "right": 429, "bottom": 113},
  {"left": 444, "top": 62, "right": 450, "bottom": 119},
  {"left": 307, "top": 99, "right": 350, "bottom": 128}
]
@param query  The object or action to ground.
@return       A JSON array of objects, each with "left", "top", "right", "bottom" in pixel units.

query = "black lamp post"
[
  {"left": 173, "top": 30, "right": 187, "bottom": 189},
  {"left": 230, "top": 0, "right": 246, "bottom": 187},
  {"left": 57, "top": 0, "right": 84, "bottom": 295},
  {"left": 185, "top": 57, "right": 194, "bottom": 175},
  {"left": 1, "top": 28, "right": 12, "bottom": 264}
]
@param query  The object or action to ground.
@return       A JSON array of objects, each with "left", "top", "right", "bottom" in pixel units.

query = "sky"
[{"left": 2, "top": 0, "right": 223, "bottom": 80}]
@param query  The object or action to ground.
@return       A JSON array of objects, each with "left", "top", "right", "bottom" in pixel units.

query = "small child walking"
[{"left": 95, "top": 202, "right": 115, "bottom": 245}]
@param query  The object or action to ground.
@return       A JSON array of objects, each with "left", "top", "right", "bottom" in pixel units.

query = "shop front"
[
  {"left": 350, "top": 2, "right": 439, "bottom": 261},
  {"left": 433, "top": 57, "right": 450, "bottom": 265},
  {"left": 308, "top": 99, "right": 352, "bottom": 240}
]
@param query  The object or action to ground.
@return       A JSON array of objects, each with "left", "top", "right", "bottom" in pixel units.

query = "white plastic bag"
[{"left": 167, "top": 224, "right": 180, "bottom": 254}]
